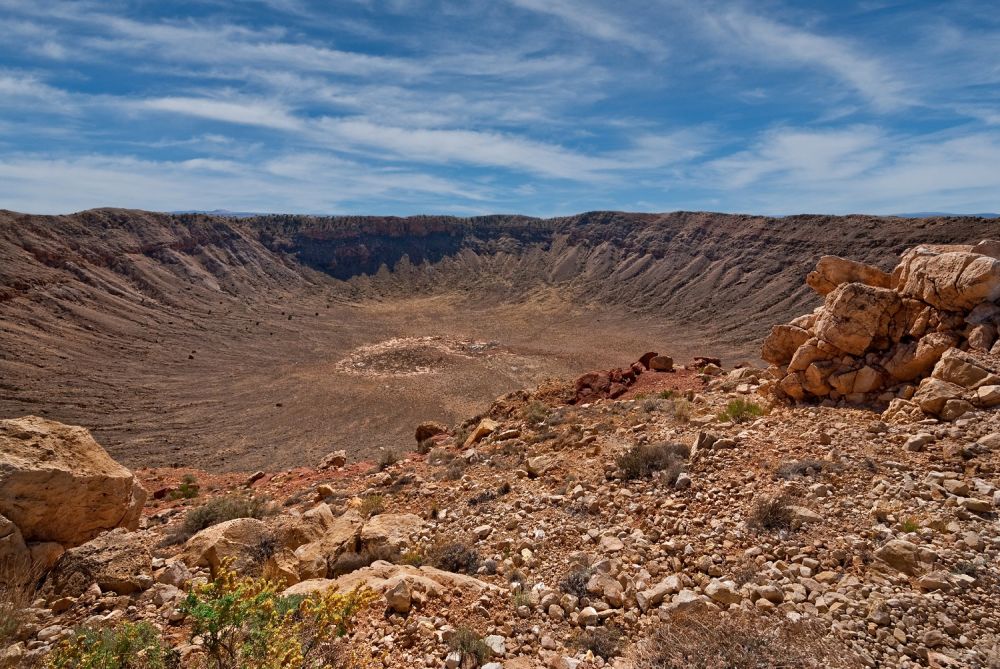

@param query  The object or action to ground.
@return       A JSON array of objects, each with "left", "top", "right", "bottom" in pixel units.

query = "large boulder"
[
  {"left": 806, "top": 255, "right": 892, "bottom": 295},
  {"left": 359, "top": 513, "right": 424, "bottom": 552},
  {"left": 44, "top": 528, "right": 152, "bottom": 597},
  {"left": 883, "top": 332, "right": 961, "bottom": 381},
  {"left": 0, "top": 416, "right": 146, "bottom": 547},
  {"left": 896, "top": 246, "right": 1000, "bottom": 311},
  {"left": 761, "top": 325, "right": 811, "bottom": 366},
  {"left": 182, "top": 518, "right": 271, "bottom": 575},
  {"left": 283, "top": 560, "right": 497, "bottom": 603},
  {"left": 814, "top": 283, "right": 902, "bottom": 356}
]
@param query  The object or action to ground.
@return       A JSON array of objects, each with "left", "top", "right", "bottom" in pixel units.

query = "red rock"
[{"left": 638, "top": 352, "right": 658, "bottom": 370}]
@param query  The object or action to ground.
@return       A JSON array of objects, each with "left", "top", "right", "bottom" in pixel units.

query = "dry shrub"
[
  {"left": 165, "top": 494, "right": 275, "bottom": 545},
  {"left": 573, "top": 625, "right": 623, "bottom": 660},
  {"left": 628, "top": 608, "right": 858, "bottom": 669},
  {"left": 617, "top": 442, "right": 689, "bottom": 481},
  {"left": 374, "top": 449, "right": 399, "bottom": 472},
  {"left": 1, "top": 554, "right": 41, "bottom": 646},
  {"left": 776, "top": 459, "right": 835, "bottom": 479},
  {"left": 748, "top": 494, "right": 793, "bottom": 532},
  {"left": 359, "top": 494, "right": 385, "bottom": 519},
  {"left": 559, "top": 566, "right": 592, "bottom": 598},
  {"left": 426, "top": 537, "right": 480, "bottom": 574}
]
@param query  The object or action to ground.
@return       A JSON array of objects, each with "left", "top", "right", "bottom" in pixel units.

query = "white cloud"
[
  {"left": 140, "top": 97, "right": 304, "bottom": 131},
  {"left": 695, "top": 7, "right": 908, "bottom": 110},
  {"left": 506, "top": 0, "right": 667, "bottom": 57}
]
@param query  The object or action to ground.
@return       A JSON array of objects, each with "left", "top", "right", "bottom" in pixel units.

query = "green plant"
[
  {"left": 359, "top": 494, "right": 385, "bottom": 519},
  {"left": 657, "top": 390, "right": 675, "bottom": 400},
  {"left": 718, "top": 399, "right": 764, "bottom": 424},
  {"left": 572, "top": 625, "right": 623, "bottom": 659},
  {"left": 180, "top": 562, "right": 376, "bottom": 669},
  {"left": 616, "top": 442, "right": 689, "bottom": 481},
  {"left": 447, "top": 628, "right": 492, "bottom": 665},
  {"left": 47, "top": 621, "right": 178, "bottom": 669},
  {"left": 167, "top": 495, "right": 275, "bottom": 544},
  {"left": 399, "top": 549, "right": 424, "bottom": 567},
  {"left": 901, "top": 518, "right": 920, "bottom": 533},
  {"left": 512, "top": 590, "right": 533, "bottom": 608},
  {"left": 169, "top": 474, "right": 200, "bottom": 500}
]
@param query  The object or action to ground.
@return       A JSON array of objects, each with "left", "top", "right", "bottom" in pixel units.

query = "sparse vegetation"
[
  {"left": 616, "top": 442, "right": 689, "bottom": 481},
  {"left": 559, "top": 566, "right": 592, "bottom": 598},
  {"left": 671, "top": 398, "right": 692, "bottom": 423},
  {"left": 427, "top": 539, "right": 480, "bottom": 574},
  {"left": 1, "top": 554, "right": 41, "bottom": 648},
  {"left": 447, "top": 628, "right": 492, "bottom": 665},
  {"left": 468, "top": 481, "right": 512, "bottom": 506},
  {"left": 180, "top": 562, "right": 376, "bottom": 669},
  {"left": 718, "top": 398, "right": 765, "bottom": 424},
  {"left": 47, "top": 621, "right": 178, "bottom": 669},
  {"left": 415, "top": 438, "right": 435, "bottom": 454},
  {"left": 748, "top": 494, "right": 793, "bottom": 532},
  {"left": 375, "top": 449, "right": 399, "bottom": 471},
  {"left": 901, "top": 518, "right": 920, "bottom": 533},
  {"left": 628, "top": 609, "right": 856, "bottom": 668},
  {"left": 168, "top": 473, "right": 200, "bottom": 500},
  {"left": 166, "top": 494, "right": 275, "bottom": 544},
  {"left": 572, "top": 625, "right": 623, "bottom": 660},
  {"left": 359, "top": 494, "right": 385, "bottom": 518},
  {"left": 522, "top": 400, "right": 550, "bottom": 424}
]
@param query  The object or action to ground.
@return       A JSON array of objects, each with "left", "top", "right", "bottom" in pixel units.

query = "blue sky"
[{"left": 0, "top": 0, "right": 998, "bottom": 216}]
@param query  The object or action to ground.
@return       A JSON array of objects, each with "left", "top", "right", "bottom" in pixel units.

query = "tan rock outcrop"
[
  {"left": 283, "top": 560, "right": 496, "bottom": 603},
  {"left": 766, "top": 242, "right": 1000, "bottom": 418},
  {"left": 0, "top": 416, "right": 146, "bottom": 547},
  {"left": 44, "top": 528, "right": 151, "bottom": 597},
  {"left": 807, "top": 255, "right": 892, "bottom": 295},
  {"left": 182, "top": 517, "right": 271, "bottom": 575}
]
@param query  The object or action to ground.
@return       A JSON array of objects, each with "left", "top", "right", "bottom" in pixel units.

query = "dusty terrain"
[{"left": 2, "top": 208, "right": 998, "bottom": 471}]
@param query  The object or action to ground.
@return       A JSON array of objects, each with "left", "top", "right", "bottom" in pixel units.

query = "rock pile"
[
  {"left": 764, "top": 242, "right": 1000, "bottom": 420},
  {"left": 572, "top": 352, "right": 672, "bottom": 403}
]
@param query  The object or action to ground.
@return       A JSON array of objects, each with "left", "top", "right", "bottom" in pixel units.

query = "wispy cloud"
[{"left": 140, "top": 97, "right": 303, "bottom": 131}]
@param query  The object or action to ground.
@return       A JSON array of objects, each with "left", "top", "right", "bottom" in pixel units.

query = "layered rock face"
[{"left": 763, "top": 243, "right": 1000, "bottom": 419}]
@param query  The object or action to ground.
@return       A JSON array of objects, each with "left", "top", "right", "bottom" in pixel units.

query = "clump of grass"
[
  {"left": 448, "top": 627, "right": 492, "bottom": 665},
  {"left": 747, "top": 494, "right": 793, "bottom": 532},
  {"left": 512, "top": 590, "right": 533, "bottom": 608},
  {"left": 444, "top": 459, "right": 467, "bottom": 481},
  {"left": 658, "top": 390, "right": 675, "bottom": 400},
  {"left": 167, "top": 494, "right": 275, "bottom": 544},
  {"left": 900, "top": 518, "right": 920, "bottom": 533},
  {"left": 168, "top": 473, "right": 200, "bottom": 500},
  {"left": 559, "top": 566, "right": 592, "bottom": 598},
  {"left": 672, "top": 398, "right": 692, "bottom": 423},
  {"left": 48, "top": 621, "right": 179, "bottom": 669},
  {"left": 616, "top": 442, "right": 689, "bottom": 481},
  {"left": 427, "top": 448, "right": 455, "bottom": 466},
  {"left": 1, "top": 554, "right": 41, "bottom": 647},
  {"left": 718, "top": 399, "right": 764, "bottom": 424},
  {"left": 359, "top": 494, "right": 385, "bottom": 518},
  {"left": 628, "top": 608, "right": 856, "bottom": 668},
  {"left": 572, "top": 625, "right": 623, "bottom": 659},
  {"left": 415, "top": 438, "right": 435, "bottom": 455},
  {"left": 375, "top": 449, "right": 400, "bottom": 472}
]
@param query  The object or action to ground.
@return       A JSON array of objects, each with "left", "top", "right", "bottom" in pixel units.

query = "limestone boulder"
[
  {"left": 913, "top": 378, "right": 967, "bottom": 417},
  {"left": 931, "top": 348, "right": 1000, "bottom": 389},
  {"left": 883, "top": 332, "right": 960, "bottom": 382},
  {"left": 0, "top": 513, "right": 31, "bottom": 585},
  {"left": 814, "top": 283, "right": 902, "bottom": 356},
  {"left": 283, "top": 560, "right": 497, "bottom": 603},
  {"left": 896, "top": 246, "right": 1000, "bottom": 311},
  {"left": 463, "top": 419, "right": 498, "bottom": 448},
  {"left": 182, "top": 517, "right": 271, "bottom": 575},
  {"left": 44, "top": 528, "right": 152, "bottom": 597},
  {"left": 270, "top": 503, "right": 339, "bottom": 550},
  {"left": 761, "top": 325, "right": 811, "bottom": 366},
  {"left": 649, "top": 355, "right": 673, "bottom": 372},
  {"left": 360, "top": 513, "right": 424, "bottom": 552},
  {"left": 0, "top": 416, "right": 147, "bottom": 546},
  {"left": 806, "top": 255, "right": 892, "bottom": 295}
]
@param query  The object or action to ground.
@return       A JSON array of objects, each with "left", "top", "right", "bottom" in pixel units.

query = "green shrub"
[
  {"left": 657, "top": 390, "right": 675, "bottom": 400},
  {"left": 522, "top": 400, "right": 550, "bottom": 424},
  {"left": 168, "top": 474, "right": 200, "bottom": 500},
  {"left": 448, "top": 628, "right": 492, "bottom": 665},
  {"left": 901, "top": 518, "right": 920, "bottom": 533},
  {"left": 718, "top": 399, "right": 764, "bottom": 424},
  {"left": 616, "top": 442, "right": 689, "bottom": 481},
  {"left": 47, "top": 621, "right": 178, "bottom": 669},
  {"left": 180, "top": 563, "right": 376, "bottom": 669}
]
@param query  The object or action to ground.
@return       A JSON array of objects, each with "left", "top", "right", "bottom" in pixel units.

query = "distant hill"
[
  {"left": 170, "top": 208, "right": 263, "bottom": 218},
  {"left": 894, "top": 212, "right": 999, "bottom": 219}
]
